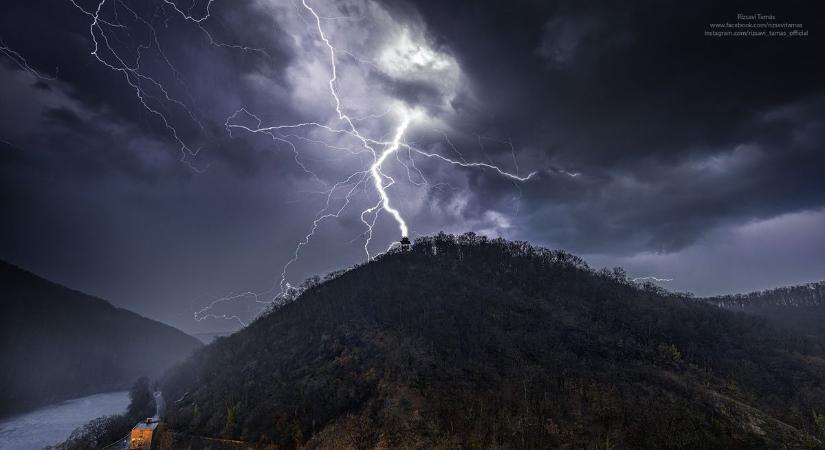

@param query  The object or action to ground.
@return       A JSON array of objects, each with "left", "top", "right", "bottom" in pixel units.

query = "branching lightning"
[
  {"left": 61, "top": 0, "right": 551, "bottom": 327},
  {"left": 69, "top": 0, "right": 209, "bottom": 171},
  {"left": 193, "top": 290, "right": 275, "bottom": 327},
  {"left": 632, "top": 276, "right": 674, "bottom": 283},
  {"left": 0, "top": 39, "right": 59, "bottom": 81}
]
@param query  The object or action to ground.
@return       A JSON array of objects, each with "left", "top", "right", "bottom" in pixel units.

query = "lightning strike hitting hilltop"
[
  {"left": 365, "top": 116, "right": 413, "bottom": 238},
  {"left": 65, "top": 0, "right": 544, "bottom": 326},
  {"left": 301, "top": 0, "right": 411, "bottom": 243}
]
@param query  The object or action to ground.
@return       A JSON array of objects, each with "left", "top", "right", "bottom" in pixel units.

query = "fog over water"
[{"left": 0, "top": 391, "right": 128, "bottom": 450}]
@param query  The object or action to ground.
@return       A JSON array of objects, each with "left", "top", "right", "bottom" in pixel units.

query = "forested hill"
[
  {"left": 161, "top": 233, "right": 825, "bottom": 449},
  {"left": 0, "top": 260, "right": 201, "bottom": 416},
  {"left": 704, "top": 281, "right": 825, "bottom": 343}
]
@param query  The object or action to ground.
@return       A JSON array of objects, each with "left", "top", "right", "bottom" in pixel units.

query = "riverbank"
[{"left": 0, "top": 391, "right": 129, "bottom": 450}]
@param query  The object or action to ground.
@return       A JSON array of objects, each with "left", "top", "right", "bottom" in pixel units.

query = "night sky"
[{"left": 1, "top": 0, "right": 823, "bottom": 333}]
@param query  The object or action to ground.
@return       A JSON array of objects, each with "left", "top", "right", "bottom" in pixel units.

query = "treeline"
[
  {"left": 707, "top": 281, "right": 825, "bottom": 308},
  {"left": 160, "top": 233, "right": 825, "bottom": 449}
]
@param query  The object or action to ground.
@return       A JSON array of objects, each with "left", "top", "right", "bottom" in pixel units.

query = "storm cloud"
[{"left": 1, "top": 0, "right": 823, "bottom": 332}]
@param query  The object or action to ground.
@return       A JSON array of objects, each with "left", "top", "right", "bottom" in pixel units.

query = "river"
[{"left": 0, "top": 391, "right": 129, "bottom": 450}]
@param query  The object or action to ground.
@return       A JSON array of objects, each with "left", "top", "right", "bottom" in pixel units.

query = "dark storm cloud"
[
  {"left": 45, "top": 107, "right": 95, "bottom": 135},
  {"left": 407, "top": 0, "right": 825, "bottom": 253},
  {"left": 1, "top": 0, "right": 823, "bottom": 331},
  {"left": 0, "top": 0, "right": 295, "bottom": 160}
]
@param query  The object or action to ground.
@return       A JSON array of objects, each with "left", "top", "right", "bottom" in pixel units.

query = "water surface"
[{"left": 0, "top": 391, "right": 129, "bottom": 450}]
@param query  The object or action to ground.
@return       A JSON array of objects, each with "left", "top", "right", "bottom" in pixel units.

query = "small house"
[
  {"left": 400, "top": 236, "right": 411, "bottom": 251},
  {"left": 129, "top": 418, "right": 159, "bottom": 449}
]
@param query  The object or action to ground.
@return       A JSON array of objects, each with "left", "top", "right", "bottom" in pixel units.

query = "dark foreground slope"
[
  {"left": 705, "top": 282, "right": 825, "bottom": 344},
  {"left": 0, "top": 261, "right": 201, "bottom": 415},
  {"left": 162, "top": 234, "right": 825, "bottom": 449}
]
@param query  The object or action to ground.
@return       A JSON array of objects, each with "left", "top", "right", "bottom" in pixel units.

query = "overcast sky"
[{"left": 1, "top": 0, "right": 823, "bottom": 333}]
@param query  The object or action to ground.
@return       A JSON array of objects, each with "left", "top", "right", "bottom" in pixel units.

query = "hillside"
[
  {"left": 705, "top": 282, "right": 825, "bottom": 343},
  {"left": 0, "top": 260, "right": 202, "bottom": 416},
  {"left": 160, "top": 233, "right": 825, "bottom": 449}
]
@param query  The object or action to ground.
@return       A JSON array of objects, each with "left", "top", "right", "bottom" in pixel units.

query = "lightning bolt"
[
  {"left": 632, "top": 276, "right": 674, "bottom": 283},
  {"left": 299, "top": 0, "right": 410, "bottom": 248},
  {"left": 193, "top": 290, "right": 274, "bottom": 327},
  {"left": 201, "top": 0, "right": 547, "bottom": 324},
  {"left": 0, "top": 38, "right": 59, "bottom": 81},
  {"left": 365, "top": 116, "right": 412, "bottom": 237},
  {"left": 68, "top": 0, "right": 208, "bottom": 171},
  {"left": 59, "top": 0, "right": 552, "bottom": 326}
]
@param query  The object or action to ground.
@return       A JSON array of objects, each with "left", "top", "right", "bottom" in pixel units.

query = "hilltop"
[
  {"left": 160, "top": 233, "right": 825, "bottom": 449},
  {"left": 0, "top": 260, "right": 202, "bottom": 415}
]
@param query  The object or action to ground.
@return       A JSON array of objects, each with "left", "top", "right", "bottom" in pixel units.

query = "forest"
[{"left": 158, "top": 233, "right": 825, "bottom": 449}]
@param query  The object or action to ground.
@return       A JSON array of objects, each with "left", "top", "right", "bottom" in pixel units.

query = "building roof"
[{"left": 132, "top": 419, "right": 160, "bottom": 431}]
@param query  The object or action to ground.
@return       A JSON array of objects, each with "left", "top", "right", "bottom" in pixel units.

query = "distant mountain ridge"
[
  {"left": 192, "top": 331, "right": 233, "bottom": 344},
  {"left": 159, "top": 233, "right": 825, "bottom": 449},
  {"left": 703, "top": 281, "right": 825, "bottom": 343},
  {"left": 0, "top": 260, "right": 201, "bottom": 416},
  {"left": 706, "top": 281, "right": 825, "bottom": 308}
]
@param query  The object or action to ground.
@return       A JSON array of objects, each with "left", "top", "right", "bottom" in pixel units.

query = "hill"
[
  {"left": 160, "top": 233, "right": 825, "bottom": 449},
  {"left": 704, "top": 282, "right": 825, "bottom": 343},
  {"left": 0, "top": 260, "right": 202, "bottom": 416}
]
